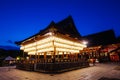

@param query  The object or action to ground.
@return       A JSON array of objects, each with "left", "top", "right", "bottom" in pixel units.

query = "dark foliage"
[{"left": 0, "top": 49, "right": 28, "bottom": 59}]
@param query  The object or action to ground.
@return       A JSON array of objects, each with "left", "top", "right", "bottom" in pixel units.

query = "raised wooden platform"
[{"left": 16, "top": 60, "right": 89, "bottom": 73}]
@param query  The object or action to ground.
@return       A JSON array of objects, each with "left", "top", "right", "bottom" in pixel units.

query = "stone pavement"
[{"left": 0, "top": 63, "right": 120, "bottom": 80}]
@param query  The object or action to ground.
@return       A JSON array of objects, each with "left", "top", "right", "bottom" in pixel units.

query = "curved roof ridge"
[{"left": 56, "top": 16, "right": 81, "bottom": 38}]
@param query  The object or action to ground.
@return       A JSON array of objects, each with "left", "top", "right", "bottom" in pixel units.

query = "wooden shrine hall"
[{"left": 16, "top": 16, "right": 89, "bottom": 73}]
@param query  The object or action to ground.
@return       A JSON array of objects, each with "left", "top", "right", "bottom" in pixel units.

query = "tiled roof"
[
  {"left": 82, "top": 29, "right": 117, "bottom": 47},
  {"left": 16, "top": 16, "right": 81, "bottom": 45}
]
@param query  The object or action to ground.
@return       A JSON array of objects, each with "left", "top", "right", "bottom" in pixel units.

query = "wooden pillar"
[
  {"left": 51, "top": 52, "right": 53, "bottom": 59},
  {"left": 35, "top": 52, "right": 37, "bottom": 63},
  {"left": 38, "top": 53, "right": 40, "bottom": 62},
  {"left": 38, "top": 53, "right": 40, "bottom": 59},
  {"left": 69, "top": 52, "right": 72, "bottom": 61},
  {"left": 57, "top": 51, "right": 59, "bottom": 58},
  {"left": 56, "top": 51, "right": 59, "bottom": 62},
  {"left": 54, "top": 46, "right": 56, "bottom": 59},
  {"left": 29, "top": 55, "right": 31, "bottom": 59},
  {"left": 76, "top": 53, "right": 78, "bottom": 59},
  {"left": 79, "top": 50, "right": 83, "bottom": 59},
  {"left": 73, "top": 53, "right": 75, "bottom": 60},
  {"left": 66, "top": 52, "right": 68, "bottom": 59},
  {"left": 62, "top": 52, "right": 64, "bottom": 59},
  {"left": 44, "top": 52, "right": 46, "bottom": 62},
  {"left": 68, "top": 52, "right": 70, "bottom": 59}
]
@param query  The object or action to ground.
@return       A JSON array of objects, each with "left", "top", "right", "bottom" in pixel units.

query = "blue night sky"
[{"left": 0, "top": 0, "right": 120, "bottom": 47}]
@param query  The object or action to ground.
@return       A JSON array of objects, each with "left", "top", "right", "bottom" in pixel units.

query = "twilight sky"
[{"left": 0, "top": 0, "right": 120, "bottom": 47}]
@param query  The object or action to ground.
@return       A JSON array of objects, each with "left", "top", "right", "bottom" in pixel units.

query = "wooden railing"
[
  {"left": 35, "top": 61, "right": 89, "bottom": 73},
  {"left": 16, "top": 59, "right": 89, "bottom": 73}
]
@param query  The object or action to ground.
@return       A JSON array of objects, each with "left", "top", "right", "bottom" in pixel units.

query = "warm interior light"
[
  {"left": 54, "top": 41, "right": 83, "bottom": 50},
  {"left": 37, "top": 42, "right": 53, "bottom": 49},
  {"left": 44, "top": 32, "right": 53, "bottom": 36},
  {"left": 21, "top": 35, "right": 86, "bottom": 55},
  {"left": 56, "top": 47, "right": 79, "bottom": 53}
]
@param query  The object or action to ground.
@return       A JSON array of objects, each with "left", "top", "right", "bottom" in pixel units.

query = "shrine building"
[{"left": 16, "top": 16, "right": 89, "bottom": 72}]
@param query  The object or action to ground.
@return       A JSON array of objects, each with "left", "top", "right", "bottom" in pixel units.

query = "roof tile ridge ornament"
[
  {"left": 49, "top": 27, "right": 57, "bottom": 33},
  {"left": 48, "top": 21, "right": 58, "bottom": 34}
]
